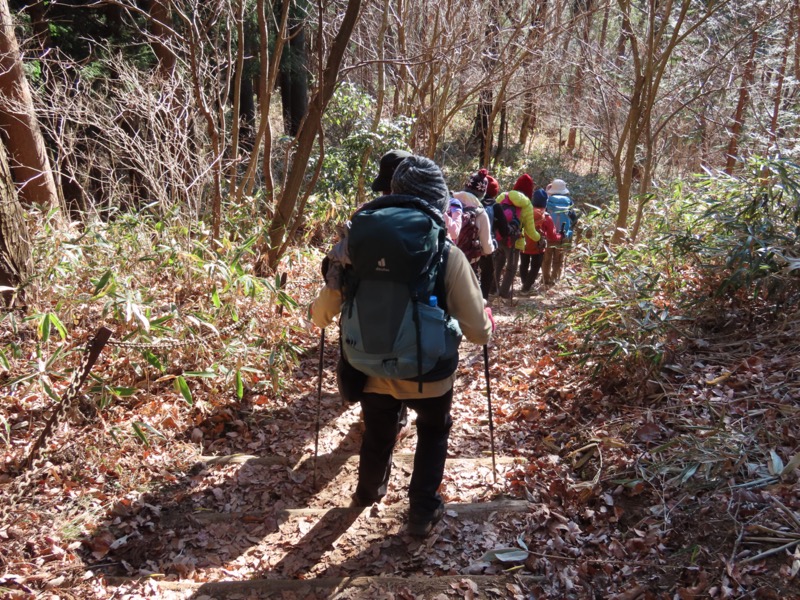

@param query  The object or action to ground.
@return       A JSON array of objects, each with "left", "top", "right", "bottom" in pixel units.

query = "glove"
[
  {"left": 537, "top": 238, "right": 548, "bottom": 251},
  {"left": 485, "top": 306, "right": 496, "bottom": 333}
]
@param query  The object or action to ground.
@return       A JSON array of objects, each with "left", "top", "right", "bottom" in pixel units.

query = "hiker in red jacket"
[{"left": 519, "top": 189, "right": 564, "bottom": 295}]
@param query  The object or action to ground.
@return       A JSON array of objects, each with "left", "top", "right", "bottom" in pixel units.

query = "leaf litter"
[{"left": 1, "top": 252, "right": 798, "bottom": 599}]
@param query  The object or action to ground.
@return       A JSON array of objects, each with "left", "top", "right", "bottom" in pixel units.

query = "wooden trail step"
[
  {"left": 167, "top": 498, "right": 530, "bottom": 526},
  {"left": 198, "top": 453, "right": 527, "bottom": 468},
  {"left": 108, "top": 573, "right": 545, "bottom": 597}
]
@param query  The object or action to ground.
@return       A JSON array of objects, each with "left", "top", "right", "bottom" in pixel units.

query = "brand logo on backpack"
[{"left": 376, "top": 258, "right": 389, "bottom": 272}]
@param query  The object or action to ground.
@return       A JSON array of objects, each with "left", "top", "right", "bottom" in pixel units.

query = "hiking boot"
[
  {"left": 349, "top": 492, "right": 381, "bottom": 508},
  {"left": 407, "top": 503, "right": 445, "bottom": 537}
]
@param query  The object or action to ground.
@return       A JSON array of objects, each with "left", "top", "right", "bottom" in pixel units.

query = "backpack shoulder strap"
[{"left": 433, "top": 241, "right": 451, "bottom": 313}]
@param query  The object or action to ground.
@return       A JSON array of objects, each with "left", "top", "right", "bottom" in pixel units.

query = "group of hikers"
[
  {"left": 308, "top": 151, "right": 577, "bottom": 538},
  {"left": 445, "top": 165, "right": 577, "bottom": 299}
]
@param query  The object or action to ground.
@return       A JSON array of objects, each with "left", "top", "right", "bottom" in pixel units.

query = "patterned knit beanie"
[
  {"left": 513, "top": 174, "right": 534, "bottom": 200},
  {"left": 485, "top": 175, "right": 500, "bottom": 199},
  {"left": 465, "top": 168, "right": 489, "bottom": 199},
  {"left": 391, "top": 155, "right": 449, "bottom": 212}
]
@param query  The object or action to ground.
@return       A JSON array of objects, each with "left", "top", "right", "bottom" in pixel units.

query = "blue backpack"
[{"left": 546, "top": 195, "right": 574, "bottom": 241}]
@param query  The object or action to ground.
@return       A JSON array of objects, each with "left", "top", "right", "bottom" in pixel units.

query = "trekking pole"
[
  {"left": 483, "top": 344, "right": 497, "bottom": 484},
  {"left": 313, "top": 329, "right": 325, "bottom": 489}
]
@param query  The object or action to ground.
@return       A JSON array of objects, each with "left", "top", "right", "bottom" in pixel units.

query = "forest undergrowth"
[{"left": 1, "top": 160, "right": 799, "bottom": 598}]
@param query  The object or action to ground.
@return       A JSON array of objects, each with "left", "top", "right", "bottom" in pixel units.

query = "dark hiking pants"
[
  {"left": 477, "top": 254, "right": 496, "bottom": 299},
  {"left": 519, "top": 253, "right": 544, "bottom": 291},
  {"left": 493, "top": 244, "right": 519, "bottom": 298},
  {"left": 355, "top": 389, "right": 453, "bottom": 519}
]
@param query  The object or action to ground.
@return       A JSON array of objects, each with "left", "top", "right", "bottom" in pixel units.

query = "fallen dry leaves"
[{"left": 0, "top": 252, "right": 798, "bottom": 599}]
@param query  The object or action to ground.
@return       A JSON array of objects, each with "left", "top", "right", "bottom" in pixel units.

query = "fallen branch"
[{"left": 740, "top": 538, "right": 800, "bottom": 563}]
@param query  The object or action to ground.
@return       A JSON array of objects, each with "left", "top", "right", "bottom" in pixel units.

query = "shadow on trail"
[{"left": 80, "top": 338, "right": 362, "bottom": 581}]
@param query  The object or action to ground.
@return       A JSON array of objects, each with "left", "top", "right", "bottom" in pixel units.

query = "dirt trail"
[
  {"left": 4, "top": 269, "right": 796, "bottom": 599},
  {"left": 83, "top": 283, "right": 577, "bottom": 599}
]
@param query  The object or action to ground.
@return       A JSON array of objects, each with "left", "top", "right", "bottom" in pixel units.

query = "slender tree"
[
  {"left": 146, "top": 0, "right": 178, "bottom": 78},
  {"left": 0, "top": 0, "right": 58, "bottom": 209},
  {"left": 724, "top": 24, "right": 759, "bottom": 174},
  {"left": 262, "top": 0, "right": 363, "bottom": 272},
  {"left": 279, "top": 0, "right": 310, "bottom": 136},
  {"left": 0, "top": 129, "right": 31, "bottom": 307},
  {"left": 602, "top": 0, "right": 727, "bottom": 243}
]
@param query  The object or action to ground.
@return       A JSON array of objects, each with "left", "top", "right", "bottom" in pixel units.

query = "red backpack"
[{"left": 456, "top": 206, "right": 482, "bottom": 263}]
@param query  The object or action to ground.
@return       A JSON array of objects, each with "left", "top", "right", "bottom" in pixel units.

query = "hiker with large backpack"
[
  {"left": 519, "top": 189, "right": 565, "bottom": 295},
  {"left": 492, "top": 174, "right": 541, "bottom": 299},
  {"left": 478, "top": 175, "right": 508, "bottom": 300},
  {"left": 542, "top": 178, "right": 577, "bottom": 286},
  {"left": 453, "top": 169, "right": 496, "bottom": 269},
  {"left": 310, "top": 156, "right": 494, "bottom": 537}
]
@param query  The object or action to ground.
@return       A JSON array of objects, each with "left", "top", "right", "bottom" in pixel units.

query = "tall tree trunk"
[
  {"left": 147, "top": 0, "right": 177, "bottom": 78},
  {"left": 262, "top": 0, "right": 363, "bottom": 273},
  {"left": 768, "top": 11, "right": 793, "bottom": 148},
  {"left": 519, "top": 0, "right": 548, "bottom": 146},
  {"left": 228, "top": 0, "right": 246, "bottom": 199},
  {"left": 724, "top": 27, "right": 758, "bottom": 174},
  {"left": 0, "top": 0, "right": 59, "bottom": 209},
  {"left": 392, "top": 0, "right": 410, "bottom": 118},
  {"left": 238, "top": 19, "right": 258, "bottom": 153},
  {"left": 474, "top": 89, "right": 492, "bottom": 164},
  {"left": 492, "top": 105, "right": 507, "bottom": 167},
  {"left": 598, "top": 0, "right": 610, "bottom": 50},
  {"left": 26, "top": 1, "right": 51, "bottom": 48},
  {"left": 610, "top": 0, "right": 720, "bottom": 244},
  {"left": 0, "top": 134, "right": 31, "bottom": 307},
  {"left": 279, "top": 2, "right": 309, "bottom": 137},
  {"left": 355, "top": 0, "right": 391, "bottom": 208},
  {"left": 474, "top": 7, "right": 499, "bottom": 165},
  {"left": 239, "top": 0, "right": 290, "bottom": 205},
  {"left": 567, "top": 0, "right": 594, "bottom": 152},
  {"left": 630, "top": 125, "right": 655, "bottom": 242},
  {"left": 518, "top": 91, "right": 536, "bottom": 148}
]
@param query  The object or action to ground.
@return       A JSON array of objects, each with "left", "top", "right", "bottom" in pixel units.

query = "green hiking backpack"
[{"left": 341, "top": 195, "right": 462, "bottom": 387}]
